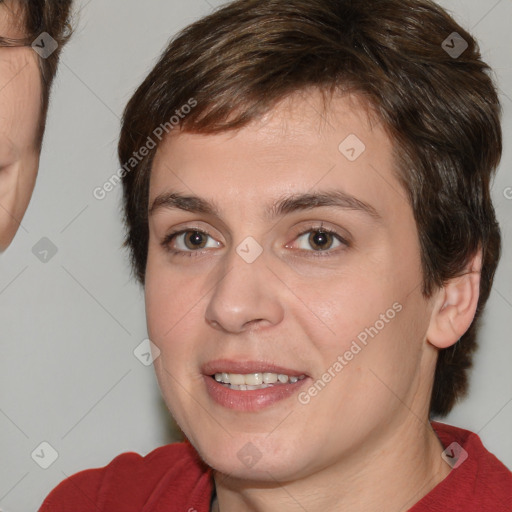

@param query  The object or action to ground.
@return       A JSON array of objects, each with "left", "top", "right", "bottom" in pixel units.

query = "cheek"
[
  {"left": 292, "top": 268, "right": 397, "bottom": 348},
  {"left": 145, "top": 269, "right": 198, "bottom": 398},
  {"left": 16, "top": 153, "right": 40, "bottom": 211},
  {"left": 145, "top": 273, "right": 181, "bottom": 342},
  {"left": 145, "top": 255, "right": 207, "bottom": 346},
  {"left": 298, "top": 266, "right": 424, "bottom": 391},
  {"left": 1, "top": 53, "right": 43, "bottom": 146}
]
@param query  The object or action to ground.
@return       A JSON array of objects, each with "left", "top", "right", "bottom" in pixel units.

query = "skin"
[
  {"left": 0, "top": 3, "right": 43, "bottom": 251},
  {"left": 145, "top": 90, "right": 481, "bottom": 512}
]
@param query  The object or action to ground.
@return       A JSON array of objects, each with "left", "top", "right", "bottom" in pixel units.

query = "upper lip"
[{"left": 202, "top": 359, "right": 308, "bottom": 377}]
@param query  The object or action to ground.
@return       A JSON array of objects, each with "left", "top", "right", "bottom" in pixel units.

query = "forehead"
[
  {"left": 149, "top": 91, "right": 408, "bottom": 222},
  {"left": 0, "top": 2, "right": 26, "bottom": 39}
]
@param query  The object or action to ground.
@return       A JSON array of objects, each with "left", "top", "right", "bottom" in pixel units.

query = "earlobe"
[{"left": 426, "top": 249, "right": 482, "bottom": 349}]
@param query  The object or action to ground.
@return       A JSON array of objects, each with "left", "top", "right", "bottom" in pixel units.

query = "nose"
[{"left": 204, "top": 245, "right": 285, "bottom": 334}]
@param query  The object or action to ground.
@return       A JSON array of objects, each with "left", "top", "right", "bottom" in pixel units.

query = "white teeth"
[
  {"left": 229, "top": 383, "right": 271, "bottom": 391},
  {"left": 245, "top": 373, "right": 263, "bottom": 386},
  {"left": 213, "top": 372, "right": 305, "bottom": 389},
  {"left": 229, "top": 374, "right": 246, "bottom": 385},
  {"left": 263, "top": 373, "right": 278, "bottom": 384}
]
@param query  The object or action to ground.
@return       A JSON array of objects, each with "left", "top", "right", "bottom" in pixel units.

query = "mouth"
[
  {"left": 211, "top": 372, "right": 307, "bottom": 390},
  {"left": 202, "top": 359, "right": 310, "bottom": 411}
]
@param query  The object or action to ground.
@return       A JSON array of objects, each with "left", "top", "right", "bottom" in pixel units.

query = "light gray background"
[{"left": 0, "top": 0, "right": 511, "bottom": 510}]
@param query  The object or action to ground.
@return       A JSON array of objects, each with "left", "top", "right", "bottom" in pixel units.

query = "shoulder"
[
  {"left": 39, "top": 441, "right": 213, "bottom": 511},
  {"left": 432, "top": 421, "right": 511, "bottom": 481},
  {"left": 411, "top": 422, "right": 512, "bottom": 511}
]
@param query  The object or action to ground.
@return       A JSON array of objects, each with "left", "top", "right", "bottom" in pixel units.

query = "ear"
[{"left": 426, "top": 248, "right": 482, "bottom": 349}]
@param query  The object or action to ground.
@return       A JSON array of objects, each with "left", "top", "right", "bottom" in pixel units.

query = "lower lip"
[{"left": 204, "top": 375, "right": 309, "bottom": 412}]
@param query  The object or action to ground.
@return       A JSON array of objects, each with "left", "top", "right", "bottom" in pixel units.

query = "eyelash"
[{"left": 161, "top": 225, "right": 349, "bottom": 259}]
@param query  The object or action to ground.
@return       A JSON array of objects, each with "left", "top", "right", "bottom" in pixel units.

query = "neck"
[{"left": 211, "top": 419, "right": 450, "bottom": 512}]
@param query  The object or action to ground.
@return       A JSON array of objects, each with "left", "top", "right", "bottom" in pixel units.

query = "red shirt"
[{"left": 39, "top": 422, "right": 512, "bottom": 511}]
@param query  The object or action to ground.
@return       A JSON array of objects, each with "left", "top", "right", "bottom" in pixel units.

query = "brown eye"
[
  {"left": 308, "top": 230, "right": 335, "bottom": 251},
  {"left": 163, "top": 229, "right": 221, "bottom": 255},
  {"left": 184, "top": 231, "right": 208, "bottom": 250},
  {"left": 289, "top": 227, "right": 347, "bottom": 254}
]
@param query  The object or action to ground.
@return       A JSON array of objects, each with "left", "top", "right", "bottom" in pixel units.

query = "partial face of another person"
[
  {"left": 0, "top": 5, "right": 43, "bottom": 251},
  {"left": 145, "top": 91, "right": 442, "bottom": 481}
]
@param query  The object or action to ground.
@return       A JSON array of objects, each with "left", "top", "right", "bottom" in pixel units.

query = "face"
[
  {"left": 145, "top": 91, "right": 439, "bottom": 481},
  {"left": 0, "top": 5, "right": 43, "bottom": 251}
]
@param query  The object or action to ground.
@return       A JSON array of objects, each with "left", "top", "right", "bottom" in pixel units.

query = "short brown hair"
[
  {"left": 0, "top": 0, "right": 73, "bottom": 141},
  {"left": 119, "top": 0, "right": 502, "bottom": 417}
]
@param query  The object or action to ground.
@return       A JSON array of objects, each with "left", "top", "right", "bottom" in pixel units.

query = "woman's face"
[
  {"left": 0, "top": 6, "right": 43, "bottom": 250},
  {"left": 145, "top": 91, "right": 438, "bottom": 481}
]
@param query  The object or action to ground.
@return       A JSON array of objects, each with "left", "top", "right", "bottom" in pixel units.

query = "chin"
[{"left": 190, "top": 430, "right": 313, "bottom": 482}]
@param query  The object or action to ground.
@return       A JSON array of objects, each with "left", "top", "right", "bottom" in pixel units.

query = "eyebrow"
[{"left": 149, "top": 190, "right": 381, "bottom": 221}]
